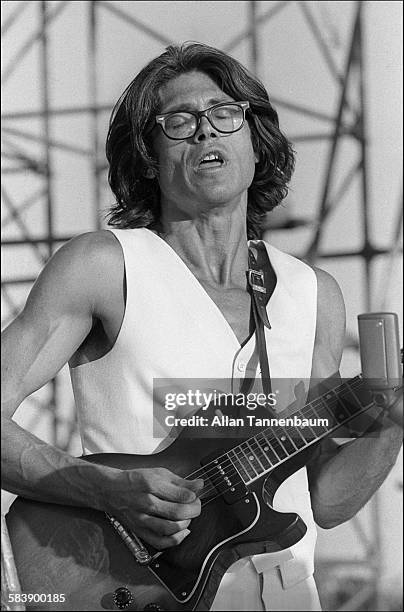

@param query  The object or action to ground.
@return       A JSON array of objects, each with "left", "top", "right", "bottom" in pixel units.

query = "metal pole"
[
  {"left": 356, "top": 12, "right": 385, "bottom": 610},
  {"left": 356, "top": 5, "right": 372, "bottom": 311},
  {"left": 249, "top": 0, "right": 258, "bottom": 76},
  {"left": 40, "top": 0, "right": 58, "bottom": 447},
  {"left": 40, "top": 1, "right": 53, "bottom": 257},
  {"left": 89, "top": 1, "right": 101, "bottom": 230},
  {"left": 306, "top": 2, "right": 362, "bottom": 262},
  {"left": 378, "top": 191, "right": 403, "bottom": 311}
]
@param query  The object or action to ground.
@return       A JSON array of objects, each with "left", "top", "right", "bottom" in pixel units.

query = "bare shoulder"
[
  {"left": 44, "top": 229, "right": 122, "bottom": 281},
  {"left": 55, "top": 229, "right": 123, "bottom": 266},
  {"left": 311, "top": 266, "right": 346, "bottom": 374},
  {"left": 56, "top": 229, "right": 124, "bottom": 311},
  {"left": 314, "top": 267, "right": 345, "bottom": 317},
  {"left": 23, "top": 230, "right": 125, "bottom": 319}
]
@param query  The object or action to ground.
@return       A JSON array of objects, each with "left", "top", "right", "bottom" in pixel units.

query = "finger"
[
  {"left": 136, "top": 527, "right": 191, "bottom": 551},
  {"left": 154, "top": 529, "right": 192, "bottom": 550},
  {"left": 150, "top": 475, "right": 204, "bottom": 504},
  {"left": 171, "top": 474, "right": 205, "bottom": 494},
  {"left": 141, "top": 515, "right": 191, "bottom": 536},
  {"left": 139, "top": 495, "right": 201, "bottom": 521},
  {"left": 155, "top": 469, "right": 204, "bottom": 492},
  {"left": 184, "top": 478, "right": 205, "bottom": 495}
]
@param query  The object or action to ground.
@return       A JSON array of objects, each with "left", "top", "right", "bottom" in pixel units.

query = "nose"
[{"left": 193, "top": 116, "right": 218, "bottom": 142}]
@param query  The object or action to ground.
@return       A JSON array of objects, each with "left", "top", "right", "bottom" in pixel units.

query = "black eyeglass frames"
[{"left": 155, "top": 101, "right": 250, "bottom": 140}]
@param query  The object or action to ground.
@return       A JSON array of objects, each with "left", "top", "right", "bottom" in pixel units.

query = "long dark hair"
[{"left": 106, "top": 42, "right": 295, "bottom": 239}]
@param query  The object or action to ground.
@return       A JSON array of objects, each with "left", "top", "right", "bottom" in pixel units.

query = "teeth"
[{"left": 201, "top": 153, "right": 222, "bottom": 163}]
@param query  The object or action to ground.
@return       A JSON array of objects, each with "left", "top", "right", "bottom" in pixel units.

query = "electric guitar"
[{"left": 5, "top": 375, "right": 396, "bottom": 611}]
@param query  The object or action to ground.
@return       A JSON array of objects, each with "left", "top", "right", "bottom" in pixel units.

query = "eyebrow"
[{"left": 160, "top": 96, "right": 232, "bottom": 114}]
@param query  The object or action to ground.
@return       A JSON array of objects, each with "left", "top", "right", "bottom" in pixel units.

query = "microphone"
[{"left": 358, "top": 312, "right": 402, "bottom": 426}]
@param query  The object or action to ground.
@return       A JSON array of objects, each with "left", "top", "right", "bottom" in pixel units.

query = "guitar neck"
[{"left": 213, "top": 375, "right": 375, "bottom": 486}]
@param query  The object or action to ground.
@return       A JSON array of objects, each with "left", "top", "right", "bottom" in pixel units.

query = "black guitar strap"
[{"left": 247, "top": 242, "right": 277, "bottom": 396}]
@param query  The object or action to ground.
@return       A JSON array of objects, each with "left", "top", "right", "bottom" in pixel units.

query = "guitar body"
[{"left": 6, "top": 436, "right": 315, "bottom": 611}]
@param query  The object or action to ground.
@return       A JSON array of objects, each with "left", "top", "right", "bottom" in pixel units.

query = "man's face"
[{"left": 152, "top": 70, "right": 257, "bottom": 218}]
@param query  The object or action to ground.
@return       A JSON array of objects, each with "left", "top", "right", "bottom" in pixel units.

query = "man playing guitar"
[{"left": 2, "top": 43, "right": 402, "bottom": 611}]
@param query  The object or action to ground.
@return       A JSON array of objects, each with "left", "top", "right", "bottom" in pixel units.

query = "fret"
[
  {"left": 232, "top": 446, "right": 255, "bottom": 480},
  {"left": 297, "top": 424, "right": 320, "bottom": 443},
  {"left": 288, "top": 421, "right": 308, "bottom": 449},
  {"left": 268, "top": 435, "right": 288, "bottom": 460},
  {"left": 238, "top": 443, "right": 260, "bottom": 479},
  {"left": 249, "top": 437, "right": 273, "bottom": 470},
  {"left": 348, "top": 378, "right": 374, "bottom": 410},
  {"left": 256, "top": 434, "right": 280, "bottom": 465},
  {"left": 313, "top": 395, "right": 340, "bottom": 429},
  {"left": 274, "top": 427, "right": 297, "bottom": 455},
  {"left": 228, "top": 448, "right": 250, "bottom": 483},
  {"left": 313, "top": 380, "right": 373, "bottom": 433},
  {"left": 244, "top": 440, "right": 266, "bottom": 474},
  {"left": 338, "top": 386, "right": 364, "bottom": 417},
  {"left": 305, "top": 401, "right": 330, "bottom": 434},
  {"left": 322, "top": 388, "right": 352, "bottom": 423}
]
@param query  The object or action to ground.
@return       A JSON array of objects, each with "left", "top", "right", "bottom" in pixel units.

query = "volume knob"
[{"left": 113, "top": 587, "right": 134, "bottom": 609}]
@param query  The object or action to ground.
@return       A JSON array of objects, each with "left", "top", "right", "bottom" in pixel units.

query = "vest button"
[{"left": 237, "top": 361, "right": 246, "bottom": 372}]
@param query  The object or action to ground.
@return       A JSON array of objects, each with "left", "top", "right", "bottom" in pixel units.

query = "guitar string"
[
  {"left": 199, "top": 385, "right": 377, "bottom": 507},
  {"left": 196, "top": 394, "right": 374, "bottom": 501},
  {"left": 185, "top": 375, "right": 365, "bottom": 487},
  {"left": 184, "top": 376, "right": 367, "bottom": 498},
  {"left": 180, "top": 377, "right": 369, "bottom": 500}
]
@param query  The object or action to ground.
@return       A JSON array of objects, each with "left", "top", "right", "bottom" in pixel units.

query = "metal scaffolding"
[{"left": 1, "top": 2, "right": 402, "bottom": 610}]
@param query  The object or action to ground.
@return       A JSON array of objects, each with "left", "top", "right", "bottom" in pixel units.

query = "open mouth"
[{"left": 198, "top": 152, "right": 225, "bottom": 168}]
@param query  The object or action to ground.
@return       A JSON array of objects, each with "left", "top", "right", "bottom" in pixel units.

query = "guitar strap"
[{"left": 247, "top": 242, "right": 277, "bottom": 396}]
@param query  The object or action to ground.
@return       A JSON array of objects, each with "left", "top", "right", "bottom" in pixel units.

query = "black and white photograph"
[{"left": 1, "top": 2, "right": 403, "bottom": 611}]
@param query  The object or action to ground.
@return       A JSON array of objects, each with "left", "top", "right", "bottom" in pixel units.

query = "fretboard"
[{"left": 223, "top": 375, "right": 374, "bottom": 485}]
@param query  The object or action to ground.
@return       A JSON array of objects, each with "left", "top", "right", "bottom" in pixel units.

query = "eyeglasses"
[{"left": 155, "top": 101, "right": 250, "bottom": 140}]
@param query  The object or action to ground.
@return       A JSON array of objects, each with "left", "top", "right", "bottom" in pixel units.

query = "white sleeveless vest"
[{"left": 70, "top": 227, "right": 319, "bottom": 607}]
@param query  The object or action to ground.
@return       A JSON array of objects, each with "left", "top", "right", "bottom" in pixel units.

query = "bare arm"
[
  {"left": 2, "top": 231, "right": 202, "bottom": 549},
  {"left": 307, "top": 268, "right": 402, "bottom": 529},
  {"left": 2, "top": 232, "right": 100, "bottom": 502}
]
